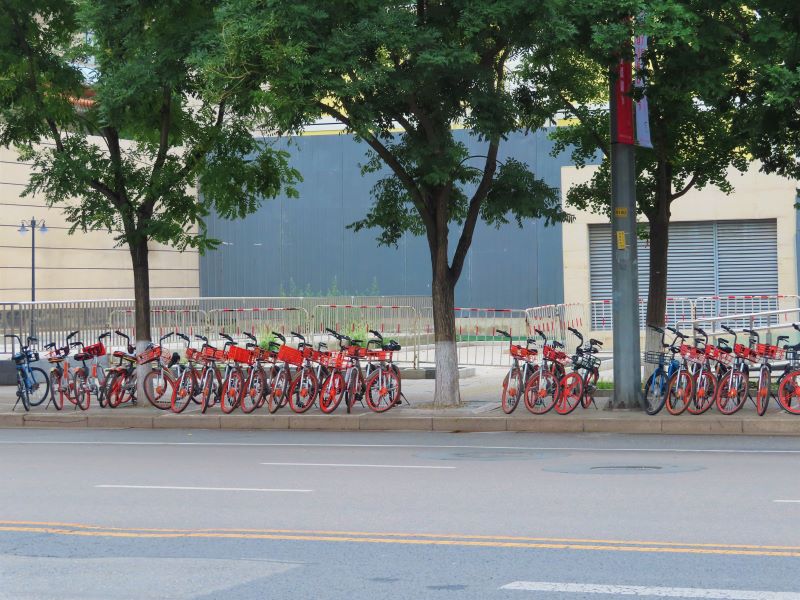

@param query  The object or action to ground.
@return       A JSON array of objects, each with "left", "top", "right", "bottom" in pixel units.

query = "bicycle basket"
[
  {"left": 734, "top": 343, "right": 758, "bottom": 363},
  {"left": 644, "top": 351, "right": 667, "bottom": 365},
  {"left": 756, "top": 343, "right": 784, "bottom": 360},
  {"left": 185, "top": 347, "right": 201, "bottom": 362},
  {"left": 572, "top": 353, "right": 600, "bottom": 371},
  {"left": 319, "top": 352, "right": 350, "bottom": 369},
  {"left": 227, "top": 345, "right": 255, "bottom": 365},
  {"left": 201, "top": 345, "right": 227, "bottom": 361},
  {"left": 367, "top": 349, "right": 392, "bottom": 361},
  {"left": 543, "top": 344, "right": 568, "bottom": 363},
  {"left": 509, "top": 345, "right": 537, "bottom": 360},
  {"left": 83, "top": 342, "right": 106, "bottom": 358},
  {"left": 383, "top": 340, "right": 401, "bottom": 351},
  {"left": 346, "top": 345, "right": 367, "bottom": 359},
  {"left": 277, "top": 344, "right": 304, "bottom": 367},
  {"left": 679, "top": 344, "right": 706, "bottom": 365},
  {"left": 786, "top": 348, "right": 800, "bottom": 366},
  {"left": 12, "top": 352, "right": 25, "bottom": 365},
  {"left": 136, "top": 345, "right": 162, "bottom": 365}
]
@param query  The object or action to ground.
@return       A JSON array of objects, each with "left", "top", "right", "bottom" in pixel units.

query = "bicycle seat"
[{"left": 74, "top": 352, "right": 91, "bottom": 361}]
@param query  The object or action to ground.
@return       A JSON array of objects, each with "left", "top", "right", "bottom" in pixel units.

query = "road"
[{"left": 1, "top": 429, "right": 799, "bottom": 599}]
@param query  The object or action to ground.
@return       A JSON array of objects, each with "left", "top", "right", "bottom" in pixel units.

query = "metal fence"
[{"left": 2, "top": 294, "right": 795, "bottom": 365}]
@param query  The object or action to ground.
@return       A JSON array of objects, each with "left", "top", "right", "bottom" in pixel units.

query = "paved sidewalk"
[{"left": 3, "top": 379, "right": 800, "bottom": 434}]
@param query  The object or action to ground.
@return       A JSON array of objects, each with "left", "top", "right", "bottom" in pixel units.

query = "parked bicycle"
[
  {"left": 498, "top": 329, "right": 538, "bottom": 414},
  {"left": 5, "top": 334, "right": 49, "bottom": 411},
  {"left": 556, "top": 328, "right": 601, "bottom": 415}
]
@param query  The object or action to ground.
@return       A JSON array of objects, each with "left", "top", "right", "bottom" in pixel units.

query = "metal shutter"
[{"left": 587, "top": 220, "right": 777, "bottom": 329}]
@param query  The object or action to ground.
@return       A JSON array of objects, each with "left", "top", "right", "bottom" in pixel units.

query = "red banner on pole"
[{"left": 614, "top": 59, "right": 634, "bottom": 145}]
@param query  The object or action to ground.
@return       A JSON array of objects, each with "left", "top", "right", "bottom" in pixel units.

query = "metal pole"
[
  {"left": 30, "top": 217, "right": 36, "bottom": 340},
  {"left": 610, "top": 66, "right": 642, "bottom": 409}
]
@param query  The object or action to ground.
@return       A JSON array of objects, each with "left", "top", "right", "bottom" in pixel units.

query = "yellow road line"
[
  {"left": 1, "top": 520, "right": 799, "bottom": 552},
  {"left": 1, "top": 524, "right": 799, "bottom": 558}
]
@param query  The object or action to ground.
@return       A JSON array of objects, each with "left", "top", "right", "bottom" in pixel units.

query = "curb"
[{"left": 2, "top": 412, "right": 800, "bottom": 435}]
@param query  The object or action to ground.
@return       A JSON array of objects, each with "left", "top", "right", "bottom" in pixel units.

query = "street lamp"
[
  {"left": 18, "top": 217, "right": 47, "bottom": 339},
  {"left": 18, "top": 217, "right": 47, "bottom": 302}
]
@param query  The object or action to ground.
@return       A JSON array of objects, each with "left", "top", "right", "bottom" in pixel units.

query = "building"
[
  {"left": 0, "top": 144, "right": 199, "bottom": 302},
  {"left": 1, "top": 130, "right": 797, "bottom": 315}
]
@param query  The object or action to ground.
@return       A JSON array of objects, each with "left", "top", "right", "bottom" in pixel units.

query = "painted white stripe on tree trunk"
[
  {"left": 773, "top": 500, "right": 800, "bottom": 503},
  {"left": 259, "top": 462, "right": 455, "bottom": 469},
  {"left": 500, "top": 581, "right": 800, "bottom": 599},
  {"left": 95, "top": 485, "right": 312, "bottom": 493}
]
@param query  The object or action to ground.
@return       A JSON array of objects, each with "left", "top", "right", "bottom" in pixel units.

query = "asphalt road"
[{"left": 1, "top": 429, "right": 800, "bottom": 599}]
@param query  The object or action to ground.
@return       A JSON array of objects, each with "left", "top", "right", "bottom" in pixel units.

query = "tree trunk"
[
  {"left": 644, "top": 164, "right": 672, "bottom": 364},
  {"left": 432, "top": 263, "right": 461, "bottom": 408},
  {"left": 130, "top": 238, "right": 152, "bottom": 405}
]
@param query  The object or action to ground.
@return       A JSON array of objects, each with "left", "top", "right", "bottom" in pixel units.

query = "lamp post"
[{"left": 18, "top": 217, "right": 48, "bottom": 338}]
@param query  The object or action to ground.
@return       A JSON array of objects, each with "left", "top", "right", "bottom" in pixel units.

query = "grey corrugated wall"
[{"left": 200, "top": 128, "right": 574, "bottom": 308}]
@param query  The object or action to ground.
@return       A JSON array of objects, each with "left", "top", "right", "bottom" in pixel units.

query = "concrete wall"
[
  {"left": 0, "top": 145, "right": 200, "bottom": 301},
  {"left": 200, "top": 128, "right": 574, "bottom": 309}
]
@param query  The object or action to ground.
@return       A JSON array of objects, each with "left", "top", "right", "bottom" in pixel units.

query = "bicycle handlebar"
[
  {"left": 114, "top": 330, "right": 130, "bottom": 340},
  {"left": 159, "top": 332, "right": 175, "bottom": 344},
  {"left": 67, "top": 331, "right": 79, "bottom": 340},
  {"left": 195, "top": 334, "right": 209, "bottom": 343},
  {"left": 369, "top": 329, "right": 383, "bottom": 341},
  {"left": 219, "top": 333, "right": 234, "bottom": 342},
  {"left": 243, "top": 331, "right": 257, "bottom": 342},
  {"left": 496, "top": 329, "right": 511, "bottom": 339},
  {"left": 290, "top": 331, "right": 305, "bottom": 342},
  {"left": 271, "top": 331, "right": 286, "bottom": 343}
]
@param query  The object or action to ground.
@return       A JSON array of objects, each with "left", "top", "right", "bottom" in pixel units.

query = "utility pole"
[
  {"left": 18, "top": 218, "right": 47, "bottom": 339},
  {"left": 609, "top": 60, "right": 642, "bottom": 409}
]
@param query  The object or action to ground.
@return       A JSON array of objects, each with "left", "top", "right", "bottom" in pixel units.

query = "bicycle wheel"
[
  {"left": 200, "top": 370, "right": 218, "bottom": 414},
  {"left": 221, "top": 368, "right": 245, "bottom": 414},
  {"left": 25, "top": 366, "right": 50, "bottom": 407},
  {"left": 345, "top": 367, "right": 365, "bottom": 411},
  {"left": 777, "top": 370, "right": 800, "bottom": 415},
  {"left": 143, "top": 369, "right": 174, "bottom": 410},
  {"left": 15, "top": 370, "right": 30, "bottom": 411},
  {"left": 365, "top": 367, "right": 400, "bottom": 412},
  {"left": 665, "top": 370, "right": 693, "bottom": 415},
  {"left": 268, "top": 368, "right": 290, "bottom": 413},
  {"left": 242, "top": 367, "right": 267, "bottom": 414},
  {"left": 556, "top": 372, "right": 583, "bottom": 415},
  {"left": 319, "top": 371, "right": 345, "bottom": 413},
  {"left": 524, "top": 369, "right": 558, "bottom": 414},
  {"left": 49, "top": 370, "right": 64, "bottom": 410},
  {"left": 688, "top": 371, "right": 717, "bottom": 415},
  {"left": 171, "top": 369, "right": 195, "bottom": 414},
  {"left": 582, "top": 367, "right": 599, "bottom": 409},
  {"left": 501, "top": 366, "right": 523, "bottom": 414},
  {"left": 289, "top": 368, "right": 318, "bottom": 413},
  {"left": 107, "top": 371, "right": 129, "bottom": 408},
  {"left": 73, "top": 369, "right": 91, "bottom": 410},
  {"left": 715, "top": 371, "right": 748, "bottom": 415},
  {"left": 643, "top": 370, "right": 668, "bottom": 415},
  {"left": 754, "top": 368, "right": 771, "bottom": 416}
]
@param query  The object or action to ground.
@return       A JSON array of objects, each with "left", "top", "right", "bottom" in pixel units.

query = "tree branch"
[
  {"left": 669, "top": 173, "right": 698, "bottom": 202},
  {"left": 559, "top": 93, "right": 609, "bottom": 158},
  {"left": 149, "top": 85, "right": 172, "bottom": 185},
  {"left": 317, "top": 100, "right": 434, "bottom": 228},
  {"left": 450, "top": 138, "right": 500, "bottom": 281}
]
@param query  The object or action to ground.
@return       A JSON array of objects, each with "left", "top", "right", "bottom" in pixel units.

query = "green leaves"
[{"left": 0, "top": 0, "right": 300, "bottom": 257}]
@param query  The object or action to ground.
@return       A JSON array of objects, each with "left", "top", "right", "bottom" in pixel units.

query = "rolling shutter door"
[{"left": 587, "top": 220, "right": 778, "bottom": 329}]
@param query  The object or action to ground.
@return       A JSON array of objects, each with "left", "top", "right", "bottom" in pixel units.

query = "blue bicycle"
[
  {"left": 4, "top": 334, "right": 50, "bottom": 411},
  {"left": 643, "top": 325, "right": 683, "bottom": 415}
]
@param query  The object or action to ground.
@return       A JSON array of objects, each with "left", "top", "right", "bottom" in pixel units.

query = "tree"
[
  {"left": 521, "top": 1, "right": 753, "bottom": 368},
  {"left": 211, "top": 0, "right": 571, "bottom": 406},
  {"left": 0, "top": 0, "right": 299, "bottom": 357},
  {"left": 735, "top": 1, "right": 800, "bottom": 180}
]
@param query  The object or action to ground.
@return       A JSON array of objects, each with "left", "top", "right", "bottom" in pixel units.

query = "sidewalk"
[{"left": 3, "top": 376, "right": 800, "bottom": 434}]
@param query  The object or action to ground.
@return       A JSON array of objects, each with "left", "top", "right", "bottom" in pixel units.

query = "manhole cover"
[
  {"left": 543, "top": 463, "right": 704, "bottom": 475},
  {"left": 414, "top": 449, "right": 549, "bottom": 462},
  {"left": 590, "top": 465, "right": 662, "bottom": 471}
]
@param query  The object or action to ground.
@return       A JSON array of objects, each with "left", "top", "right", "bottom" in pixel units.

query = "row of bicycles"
[
  {"left": 500, "top": 326, "right": 602, "bottom": 415},
  {"left": 5, "top": 327, "right": 404, "bottom": 414},
  {"left": 643, "top": 324, "right": 800, "bottom": 416}
]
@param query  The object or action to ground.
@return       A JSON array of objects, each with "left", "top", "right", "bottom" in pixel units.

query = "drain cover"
[
  {"left": 590, "top": 465, "right": 662, "bottom": 471},
  {"left": 543, "top": 463, "right": 704, "bottom": 475},
  {"left": 414, "top": 449, "right": 548, "bottom": 462}
]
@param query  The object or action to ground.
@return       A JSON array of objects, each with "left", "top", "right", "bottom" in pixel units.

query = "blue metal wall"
[{"left": 200, "top": 128, "right": 574, "bottom": 308}]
